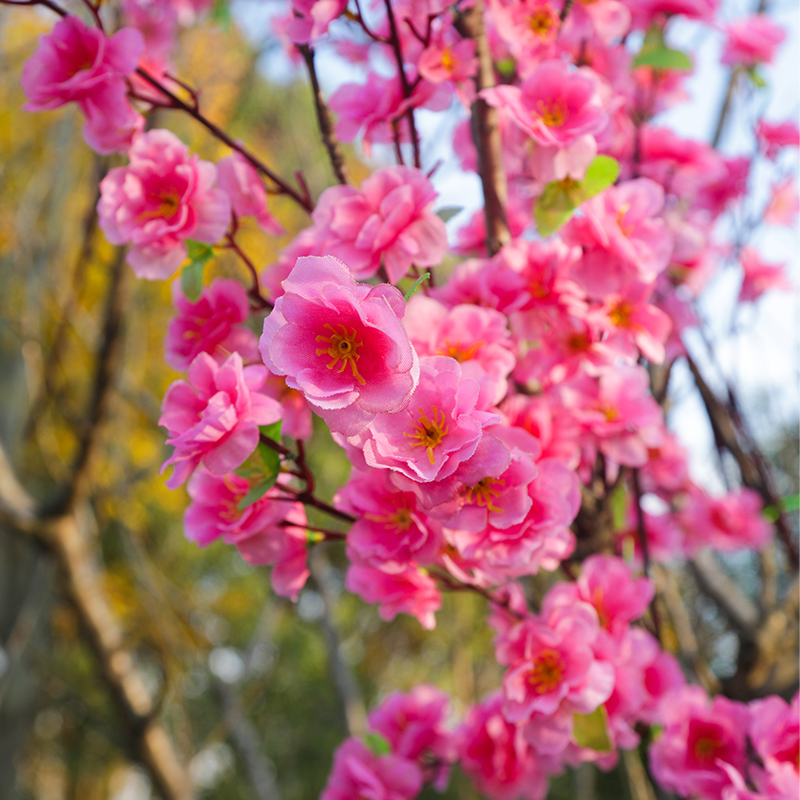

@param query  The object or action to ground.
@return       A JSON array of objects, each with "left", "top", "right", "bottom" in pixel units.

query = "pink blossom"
[
  {"left": 547, "top": 555, "right": 653, "bottom": 645},
  {"left": 217, "top": 152, "right": 283, "bottom": 235},
  {"left": 482, "top": 60, "right": 607, "bottom": 148},
  {"left": 21, "top": 17, "right": 142, "bottom": 111},
  {"left": 259, "top": 370, "right": 313, "bottom": 441},
  {"left": 457, "top": 691, "right": 550, "bottom": 800},
  {"left": 756, "top": 120, "right": 800, "bottom": 161},
  {"left": 368, "top": 685, "right": 455, "bottom": 788},
  {"left": 748, "top": 694, "right": 799, "bottom": 782},
  {"left": 336, "top": 469, "right": 443, "bottom": 572},
  {"left": 418, "top": 38, "right": 478, "bottom": 85},
  {"left": 20, "top": 16, "right": 144, "bottom": 154},
  {"left": 404, "top": 296, "right": 516, "bottom": 407},
  {"left": 678, "top": 486, "right": 772, "bottom": 555},
  {"left": 492, "top": 0, "right": 561, "bottom": 65},
  {"left": 346, "top": 562, "right": 442, "bottom": 629},
  {"left": 562, "top": 178, "right": 674, "bottom": 297},
  {"left": 722, "top": 15, "right": 785, "bottom": 67},
  {"left": 764, "top": 179, "right": 799, "bottom": 227},
  {"left": 164, "top": 278, "right": 259, "bottom": 372},
  {"left": 98, "top": 129, "right": 231, "bottom": 279},
  {"left": 310, "top": 166, "right": 447, "bottom": 284},
  {"left": 739, "top": 246, "right": 791, "bottom": 303},
  {"left": 183, "top": 470, "right": 309, "bottom": 598},
  {"left": 320, "top": 738, "right": 423, "bottom": 800},
  {"left": 286, "top": 0, "right": 348, "bottom": 44},
  {"left": 259, "top": 255, "right": 420, "bottom": 436},
  {"left": 585, "top": 281, "right": 673, "bottom": 363},
  {"left": 497, "top": 601, "right": 614, "bottom": 725},
  {"left": 158, "top": 352, "right": 282, "bottom": 488},
  {"left": 623, "top": 0, "right": 718, "bottom": 29},
  {"left": 355, "top": 356, "right": 499, "bottom": 483},
  {"left": 649, "top": 686, "right": 750, "bottom": 800},
  {"left": 122, "top": 0, "right": 179, "bottom": 62}
]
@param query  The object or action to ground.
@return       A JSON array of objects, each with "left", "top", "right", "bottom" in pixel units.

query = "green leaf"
[
  {"left": 496, "top": 57, "right": 516, "bottom": 77},
  {"left": 235, "top": 425, "right": 282, "bottom": 510},
  {"left": 211, "top": 0, "right": 232, "bottom": 27},
  {"left": 763, "top": 493, "right": 800, "bottom": 522},
  {"left": 748, "top": 67, "right": 767, "bottom": 88},
  {"left": 364, "top": 732, "right": 392, "bottom": 756},
  {"left": 404, "top": 272, "right": 430, "bottom": 301},
  {"left": 573, "top": 707, "right": 613, "bottom": 753},
  {"left": 633, "top": 47, "right": 692, "bottom": 71},
  {"left": 576, "top": 155, "right": 620, "bottom": 202},
  {"left": 435, "top": 206, "right": 463, "bottom": 223},
  {"left": 633, "top": 23, "right": 692, "bottom": 71},
  {"left": 609, "top": 482, "right": 628, "bottom": 532},
  {"left": 533, "top": 155, "right": 620, "bottom": 236},
  {"left": 181, "top": 240, "right": 215, "bottom": 301}
]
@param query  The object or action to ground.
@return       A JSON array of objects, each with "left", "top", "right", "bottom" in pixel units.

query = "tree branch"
[{"left": 455, "top": 0, "right": 510, "bottom": 256}]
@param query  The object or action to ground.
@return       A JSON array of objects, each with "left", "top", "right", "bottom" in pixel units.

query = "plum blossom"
[
  {"left": 649, "top": 686, "right": 750, "bottom": 800},
  {"left": 756, "top": 120, "right": 800, "bottom": 161},
  {"left": 217, "top": 152, "right": 283, "bottom": 235},
  {"left": 738, "top": 246, "right": 792, "bottom": 303},
  {"left": 259, "top": 255, "right": 420, "bottom": 436},
  {"left": 164, "top": 278, "right": 260, "bottom": 372},
  {"left": 20, "top": 16, "right": 144, "bottom": 153},
  {"left": 309, "top": 166, "right": 447, "bottom": 284},
  {"left": 320, "top": 738, "right": 423, "bottom": 800},
  {"left": 722, "top": 15, "right": 785, "bottom": 67},
  {"left": 98, "top": 129, "right": 231, "bottom": 279},
  {"left": 158, "top": 352, "right": 281, "bottom": 488},
  {"left": 183, "top": 470, "right": 309, "bottom": 599}
]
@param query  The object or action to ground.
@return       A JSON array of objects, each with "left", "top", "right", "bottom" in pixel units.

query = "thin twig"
[{"left": 298, "top": 44, "right": 350, "bottom": 186}]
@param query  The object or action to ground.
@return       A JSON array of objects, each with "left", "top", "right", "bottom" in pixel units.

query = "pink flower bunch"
[
  {"left": 98, "top": 129, "right": 231, "bottom": 279},
  {"left": 721, "top": 14, "right": 785, "bottom": 67},
  {"left": 184, "top": 470, "right": 309, "bottom": 599},
  {"left": 20, "top": 16, "right": 144, "bottom": 154},
  {"left": 307, "top": 166, "right": 447, "bottom": 284},
  {"left": 164, "top": 278, "right": 260, "bottom": 372},
  {"left": 158, "top": 352, "right": 281, "bottom": 488},
  {"left": 738, "top": 246, "right": 791, "bottom": 303},
  {"left": 259, "top": 255, "right": 420, "bottom": 436}
]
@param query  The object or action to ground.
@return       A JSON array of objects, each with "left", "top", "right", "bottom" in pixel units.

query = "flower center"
[
  {"left": 535, "top": 98, "right": 567, "bottom": 128},
  {"left": 609, "top": 300, "right": 634, "bottom": 328},
  {"left": 465, "top": 477, "right": 505, "bottom": 513},
  {"left": 441, "top": 47, "right": 456, "bottom": 73},
  {"left": 528, "top": 649, "right": 565, "bottom": 694},
  {"left": 598, "top": 404, "right": 619, "bottom": 423},
  {"left": 616, "top": 203, "right": 634, "bottom": 237},
  {"left": 138, "top": 189, "right": 182, "bottom": 222},
  {"left": 405, "top": 406, "right": 449, "bottom": 464},
  {"left": 367, "top": 506, "right": 414, "bottom": 532},
  {"left": 437, "top": 339, "right": 483, "bottom": 362},
  {"left": 528, "top": 9, "right": 556, "bottom": 37},
  {"left": 315, "top": 324, "right": 366, "bottom": 385}
]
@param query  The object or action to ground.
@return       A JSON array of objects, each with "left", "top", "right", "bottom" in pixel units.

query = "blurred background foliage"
[{"left": 0, "top": 7, "right": 796, "bottom": 800}]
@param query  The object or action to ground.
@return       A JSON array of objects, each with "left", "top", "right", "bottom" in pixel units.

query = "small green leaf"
[
  {"left": 533, "top": 155, "right": 620, "bottom": 236},
  {"left": 764, "top": 493, "right": 800, "bottom": 522},
  {"left": 404, "top": 272, "right": 430, "bottom": 301},
  {"left": 364, "top": 732, "right": 392, "bottom": 756},
  {"left": 576, "top": 155, "right": 620, "bottom": 202},
  {"left": 609, "top": 483, "right": 628, "bottom": 532},
  {"left": 633, "top": 47, "right": 692, "bottom": 71},
  {"left": 748, "top": 67, "right": 767, "bottom": 88},
  {"left": 496, "top": 57, "right": 516, "bottom": 77},
  {"left": 435, "top": 206, "right": 463, "bottom": 223},
  {"left": 573, "top": 707, "right": 613, "bottom": 753},
  {"left": 260, "top": 421, "right": 283, "bottom": 444},
  {"left": 237, "top": 476, "right": 277, "bottom": 510},
  {"left": 211, "top": 0, "right": 232, "bottom": 27},
  {"left": 181, "top": 240, "right": 215, "bottom": 301}
]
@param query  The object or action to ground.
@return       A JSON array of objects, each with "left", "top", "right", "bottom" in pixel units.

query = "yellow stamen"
[
  {"left": 465, "top": 477, "right": 505, "bottom": 513},
  {"left": 609, "top": 300, "right": 635, "bottom": 328},
  {"left": 404, "top": 406, "right": 449, "bottom": 464},
  {"left": 535, "top": 98, "right": 567, "bottom": 128},
  {"left": 315, "top": 323, "right": 366, "bottom": 386},
  {"left": 137, "top": 189, "right": 181, "bottom": 222},
  {"left": 441, "top": 47, "right": 456, "bottom": 73},
  {"left": 528, "top": 9, "right": 555, "bottom": 37},
  {"left": 528, "top": 649, "right": 564, "bottom": 694},
  {"left": 437, "top": 339, "right": 483, "bottom": 362},
  {"left": 616, "top": 203, "right": 633, "bottom": 236},
  {"left": 366, "top": 506, "right": 414, "bottom": 532}
]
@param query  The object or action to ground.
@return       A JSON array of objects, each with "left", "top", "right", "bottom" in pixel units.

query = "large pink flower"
[
  {"left": 259, "top": 255, "right": 420, "bottom": 436},
  {"left": 98, "top": 129, "right": 231, "bottom": 279},
  {"left": 310, "top": 166, "right": 448, "bottom": 284},
  {"left": 20, "top": 16, "right": 144, "bottom": 153},
  {"left": 722, "top": 14, "right": 785, "bottom": 67},
  {"left": 482, "top": 60, "right": 607, "bottom": 148},
  {"left": 158, "top": 352, "right": 281, "bottom": 488},
  {"left": 21, "top": 16, "right": 143, "bottom": 110}
]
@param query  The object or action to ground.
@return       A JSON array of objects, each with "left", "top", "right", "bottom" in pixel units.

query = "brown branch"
[
  {"left": 134, "top": 67, "right": 314, "bottom": 213},
  {"left": 0, "top": 443, "right": 195, "bottom": 800},
  {"left": 298, "top": 44, "right": 350, "bottom": 186},
  {"left": 455, "top": 0, "right": 510, "bottom": 256},
  {"left": 383, "top": 0, "right": 422, "bottom": 169}
]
